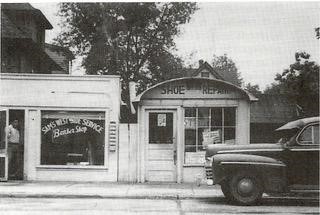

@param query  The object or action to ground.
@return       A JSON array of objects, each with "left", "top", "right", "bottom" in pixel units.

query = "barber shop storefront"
[
  {"left": 0, "top": 73, "right": 256, "bottom": 184},
  {"left": 0, "top": 73, "right": 120, "bottom": 181},
  {"left": 133, "top": 77, "right": 257, "bottom": 183}
]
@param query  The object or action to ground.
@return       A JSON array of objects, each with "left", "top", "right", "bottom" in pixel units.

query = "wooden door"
[{"left": 146, "top": 111, "right": 177, "bottom": 182}]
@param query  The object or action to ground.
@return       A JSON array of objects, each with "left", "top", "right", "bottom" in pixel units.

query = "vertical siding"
[
  {"left": 237, "top": 100, "right": 250, "bottom": 144},
  {"left": 25, "top": 109, "right": 40, "bottom": 180},
  {"left": 118, "top": 123, "right": 138, "bottom": 182}
]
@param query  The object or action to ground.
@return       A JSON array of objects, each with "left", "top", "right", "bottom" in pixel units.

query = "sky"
[{"left": 33, "top": 2, "right": 320, "bottom": 90}]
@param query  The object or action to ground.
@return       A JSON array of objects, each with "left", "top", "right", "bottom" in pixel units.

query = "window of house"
[
  {"left": 298, "top": 124, "right": 319, "bottom": 145},
  {"left": 184, "top": 107, "right": 236, "bottom": 164},
  {"left": 41, "top": 111, "right": 105, "bottom": 166},
  {"left": 201, "top": 72, "right": 210, "bottom": 78}
]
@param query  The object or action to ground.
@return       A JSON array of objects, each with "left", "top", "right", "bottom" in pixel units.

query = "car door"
[{"left": 286, "top": 123, "right": 319, "bottom": 189}]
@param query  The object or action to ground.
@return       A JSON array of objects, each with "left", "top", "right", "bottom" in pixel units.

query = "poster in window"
[
  {"left": 157, "top": 114, "right": 166, "bottom": 127},
  {"left": 184, "top": 118, "right": 196, "bottom": 129},
  {"left": 202, "top": 129, "right": 221, "bottom": 148}
]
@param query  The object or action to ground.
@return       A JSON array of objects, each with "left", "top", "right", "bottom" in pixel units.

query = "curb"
[
  {"left": 0, "top": 193, "right": 318, "bottom": 202},
  {"left": 0, "top": 193, "right": 216, "bottom": 200}
]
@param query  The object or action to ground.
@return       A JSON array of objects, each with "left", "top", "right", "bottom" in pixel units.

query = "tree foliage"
[
  {"left": 55, "top": 2, "right": 198, "bottom": 99},
  {"left": 264, "top": 52, "right": 319, "bottom": 116},
  {"left": 211, "top": 54, "right": 242, "bottom": 86},
  {"left": 244, "top": 83, "right": 262, "bottom": 95}
]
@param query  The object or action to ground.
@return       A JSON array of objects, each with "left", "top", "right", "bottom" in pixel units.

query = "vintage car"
[{"left": 204, "top": 116, "right": 319, "bottom": 205}]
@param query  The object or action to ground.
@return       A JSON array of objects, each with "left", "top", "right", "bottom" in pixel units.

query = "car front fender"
[{"left": 212, "top": 153, "right": 287, "bottom": 193}]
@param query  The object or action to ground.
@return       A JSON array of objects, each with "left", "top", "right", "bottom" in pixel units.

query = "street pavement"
[
  {"left": 0, "top": 197, "right": 319, "bottom": 215},
  {"left": 0, "top": 181, "right": 219, "bottom": 199},
  {"left": 0, "top": 181, "right": 318, "bottom": 214}
]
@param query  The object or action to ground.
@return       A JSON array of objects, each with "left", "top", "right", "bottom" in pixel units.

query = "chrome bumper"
[{"left": 204, "top": 158, "right": 214, "bottom": 185}]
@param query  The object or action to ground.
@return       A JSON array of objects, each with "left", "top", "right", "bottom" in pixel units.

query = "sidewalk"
[{"left": 0, "top": 181, "right": 222, "bottom": 199}]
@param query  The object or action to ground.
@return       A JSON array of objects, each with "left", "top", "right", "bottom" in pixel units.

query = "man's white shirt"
[{"left": 7, "top": 125, "right": 20, "bottom": 144}]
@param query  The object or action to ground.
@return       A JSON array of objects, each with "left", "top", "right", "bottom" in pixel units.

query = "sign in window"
[
  {"left": 41, "top": 111, "right": 105, "bottom": 166},
  {"left": 184, "top": 107, "right": 236, "bottom": 164}
]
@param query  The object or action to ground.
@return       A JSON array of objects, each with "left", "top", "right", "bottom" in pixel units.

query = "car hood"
[{"left": 205, "top": 143, "right": 283, "bottom": 158}]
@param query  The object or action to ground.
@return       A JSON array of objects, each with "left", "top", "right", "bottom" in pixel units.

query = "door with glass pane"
[
  {"left": 146, "top": 111, "right": 177, "bottom": 182},
  {"left": 0, "top": 109, "right": 8, "bottom": 181}
]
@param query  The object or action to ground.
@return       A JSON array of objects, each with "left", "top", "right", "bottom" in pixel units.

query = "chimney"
[
  {"left": 129, "top": 81, "right": 137, "bottom": 114},
  {"left": 199, "top": 59, "right": 204, "bottom": 67}
]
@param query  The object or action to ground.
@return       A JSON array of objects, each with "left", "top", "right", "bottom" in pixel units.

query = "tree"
[
  {"left": 244, "top": 83, "right": 262, "bottom": 95},
  {"left": 55, "top": 2, "right": 198, "bottom": 100},
  {"left": 264, "top": 52, "right": 319, "bottom": 116},
  {"left": 211, "top": 54, "right": 242, "bottom": 87},
  {"left": 147, "top": 49, "right": 185, "bottom": 87}
]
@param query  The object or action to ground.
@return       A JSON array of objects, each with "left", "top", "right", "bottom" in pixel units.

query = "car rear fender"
[{"left": 212, "top": 153, "right": 287, "bottom": 193}]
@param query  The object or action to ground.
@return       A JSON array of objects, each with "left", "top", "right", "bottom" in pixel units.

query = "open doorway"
[{"left": 8, "top": 110, "right": 24, "bottom": 180}]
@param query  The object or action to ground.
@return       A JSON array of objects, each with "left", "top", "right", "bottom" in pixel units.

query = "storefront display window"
[
  {"left": 41, "top": 111, "right": 105, "bottom": 166},
  {"left": 184, "top": 107, "right": 236, "bottom": 164}
]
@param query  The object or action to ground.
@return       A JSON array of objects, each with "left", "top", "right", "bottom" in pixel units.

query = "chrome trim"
[
  {"left": 290, "top": 189, "right": 320, "bottom": 193},
  {"left": 296, "top": 122, "right": 319, "bottom": 146},
  {"left": 218, "top": 149, "right": 283, "bottom": 154},
  {"left": 220, "top": 161, "right": 286, "bottom": 167},
  {"left": 290, "top": 148, "right": 320, "bottom": 151}
]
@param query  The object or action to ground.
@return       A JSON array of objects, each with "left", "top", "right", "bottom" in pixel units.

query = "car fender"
[{"left": 212, "top": 153, "right": 287, "bottom": 193}]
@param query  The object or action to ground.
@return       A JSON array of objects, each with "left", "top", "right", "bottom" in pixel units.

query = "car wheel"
[
  {"left": 229, "top": 171, "right": 263, "bottom": 205},
  {"left": 220, "top": 180, "right": 232, "bottom": 201}
]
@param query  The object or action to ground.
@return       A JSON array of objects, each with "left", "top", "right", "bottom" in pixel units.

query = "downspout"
[{"left": 128, "top": 81, "right": 137, "bottom": 182}]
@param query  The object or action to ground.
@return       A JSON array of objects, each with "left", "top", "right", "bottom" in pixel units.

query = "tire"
[
  {"left": 228, "top": 171, "right": 263, "bottom": 205},
  {"left": 220, "top": 180, "right": 232, "bottom": 202}
]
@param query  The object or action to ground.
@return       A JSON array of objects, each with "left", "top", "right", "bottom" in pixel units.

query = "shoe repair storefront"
[
  {"left": 0, "top": 73, "right": 120, "bottom": 181},
  {"left": 133, "top": 77, "right": 257, "bottom": 183}
]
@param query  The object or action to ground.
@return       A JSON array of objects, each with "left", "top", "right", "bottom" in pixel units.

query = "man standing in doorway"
[{"left": 7, "top": 119, "right": 22, "bottom": 179}]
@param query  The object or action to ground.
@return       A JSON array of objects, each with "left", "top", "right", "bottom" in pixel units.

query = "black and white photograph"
[{"left": 0, "top": 1, "right": 319, "bottom": 214}]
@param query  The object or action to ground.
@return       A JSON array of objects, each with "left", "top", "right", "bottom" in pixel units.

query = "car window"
[{"left": 298, "top": 124, "right": 319, "bottom": 145}]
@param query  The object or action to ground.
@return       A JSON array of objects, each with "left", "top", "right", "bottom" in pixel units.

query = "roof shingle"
[
  {"left": 1, "top": 12, "right": 29, "bottom": 39},
  {"left": 250, "top": 94, "right": 298, "bottom": 123},
  {"left": 1, "top": 3, "right": 53, "bottom": 29},
  {"left": 45, "top": 43, "right": 74, "bottom": 73}
]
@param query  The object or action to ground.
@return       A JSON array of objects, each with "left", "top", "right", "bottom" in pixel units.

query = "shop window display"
[
  {"left": 41, "top": 111, "right": 105, "bottom": 166},
  {"left": 184, "top": 107, "right": 236, "bottom": 164}
]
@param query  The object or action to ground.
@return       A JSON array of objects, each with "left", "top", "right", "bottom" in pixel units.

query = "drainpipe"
[{"left": 128, "top": 81, "right": 137, "bottom": 182}]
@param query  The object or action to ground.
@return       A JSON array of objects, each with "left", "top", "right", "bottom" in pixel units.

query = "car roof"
[{"left": 276, "top": 116, "right": 320, "bottom": 131}]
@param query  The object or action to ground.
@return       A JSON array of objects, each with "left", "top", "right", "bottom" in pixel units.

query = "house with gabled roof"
[
  {"left": 182, "top": 60, "right": 239, "bottom": 86},
  {"left": 1, "top": 3, "right": 74, "bottom": 74}
]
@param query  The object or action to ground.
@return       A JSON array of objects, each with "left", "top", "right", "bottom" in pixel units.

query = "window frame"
[
  {"left": 200, "top": 72, "right": 210, "bottom": 78},
  {"left": 148, "top": 112, "right": 174, "bottom": 144},
  {"left": 184, "top": 106, "right": 237, "bottom": 154},
  {"left": 296, "top": 122, "right": 319, "bottom": 146},
  {"left": 38, "top": 109, "right": 110, "bottom": 170}
]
